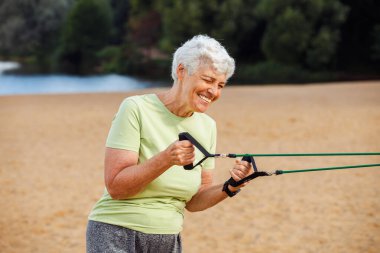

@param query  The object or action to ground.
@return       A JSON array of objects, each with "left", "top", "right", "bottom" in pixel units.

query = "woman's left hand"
[{"left": 229, "top": 160, "right": 254, "bottom": 190}]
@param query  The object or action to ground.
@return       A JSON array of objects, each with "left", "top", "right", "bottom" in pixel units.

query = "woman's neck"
[{"left": 157, "top": 87, "right": 193, "bottom": 117}]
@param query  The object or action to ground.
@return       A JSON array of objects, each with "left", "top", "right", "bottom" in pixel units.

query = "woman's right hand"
[{"left": 165, "top": 140, "right": 195, "bottom": 166}]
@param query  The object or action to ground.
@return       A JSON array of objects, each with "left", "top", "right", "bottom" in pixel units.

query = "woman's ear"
[{"left": 176, "top": 64, "right": 185, "bottom": 81}]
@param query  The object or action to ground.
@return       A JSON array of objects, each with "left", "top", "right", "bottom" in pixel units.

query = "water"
[
  {"left": 0, "top": 62, "right": 20, "bottom": 74},
  {"left": 0, "top": 62, "right": 166, "bottom": 96}
]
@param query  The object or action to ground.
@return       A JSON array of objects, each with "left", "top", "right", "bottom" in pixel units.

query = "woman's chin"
[{"left": 195, "top": 104, "right": 210, "bottom": 113}]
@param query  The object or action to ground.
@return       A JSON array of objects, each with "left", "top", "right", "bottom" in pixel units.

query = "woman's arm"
[
  {"left": 105, "top": 140, "right": 195, "bottom": 199},
  {"left": 185, "top": 160, "right": 253, "bottom": 212}
]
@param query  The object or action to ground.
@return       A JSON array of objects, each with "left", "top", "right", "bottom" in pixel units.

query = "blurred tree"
[
  {"left": 371, "top": 24, "right": 380, "bottom": 61},
  {"left": 155, "top": 0, "right": 260, "bottom": 60},
  {"left": 259, "top": 6, "right": 312, "bottom": 65},
  {"left": 109, "top": 0, "right": 130, "bottom": 45},
  {"left": 155, "top": 1, "right": 204, "bottom": 53},
  {"left": 1, "top": 0, "right": 378, "bottom": 81},
  {"left": 128, "top": 0, "right": 161, "bottom": 47},
  {"left": 337, "top": 0, "right": 380, "bottom": 72},
  {"left": 55, "top": 0, "right": 113, "bottom": 74},
  {"left": 210, "top": 0, "right": 261, "bottom": 61},
  {"left": 114, "top": 0, "right": 166, "bottom": 77},
  {"left": 256, "top": 0, "right": 348, "bottom": 70},
  {"left": 128, "top": 10, "right": 161, "bottom": 58},
  {"left": 0, "top": 0, "right": 72, "bottom": 67}
]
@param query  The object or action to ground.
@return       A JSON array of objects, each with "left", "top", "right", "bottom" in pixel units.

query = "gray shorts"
[{"left": 86, "top": 220, "right": 182, "bottom": 253}]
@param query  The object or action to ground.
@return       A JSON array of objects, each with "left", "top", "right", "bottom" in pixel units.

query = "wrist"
[
  {"left": 227, "top": 184, "right": 240, "bottom": 193},
  {"left": 153, "top": 150, "right": 175, "bottom": 170},
  {"left": 222, "top": 180, "right": 241, "bottom": 197},
  {"left": 157, "top": 150, "right": 174, "bottom": 169}
]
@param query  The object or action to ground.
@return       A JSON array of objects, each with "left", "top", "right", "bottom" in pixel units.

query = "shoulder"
[
  {"left": 118, "top": 94, "right": 154, "bottom": 111},
  {"left": 120, "top": 94, "right": 156, "bottom": 107},
  {"left": 120, "top": 95, "right": 142, "bottom": 106}
]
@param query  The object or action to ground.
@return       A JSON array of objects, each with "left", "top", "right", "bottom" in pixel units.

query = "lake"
[{"left": 0, "top": 61, "right": 167, "bottom": 96}]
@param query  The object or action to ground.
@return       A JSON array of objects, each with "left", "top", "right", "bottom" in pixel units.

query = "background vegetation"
[{"left": 0, "top": 0, "right": 379, "bottom": 83}]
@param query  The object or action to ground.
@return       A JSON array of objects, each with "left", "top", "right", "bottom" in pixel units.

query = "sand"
[{"left": 0, "top": 81, "right": 379, "bottom": 253}]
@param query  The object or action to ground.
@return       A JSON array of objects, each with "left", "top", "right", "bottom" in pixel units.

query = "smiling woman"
[
  {"left": 158, "top": 63, "right": 228, "bottom": 116},
  {"left": 86, "top": 35, "right": 252, "bottom": 253}
]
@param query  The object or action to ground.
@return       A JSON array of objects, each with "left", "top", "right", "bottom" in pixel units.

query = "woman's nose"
[{"left": 207, "top": 86, "right": 217, "bottom": 95}]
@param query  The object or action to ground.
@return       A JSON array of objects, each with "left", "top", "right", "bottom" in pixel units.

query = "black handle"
[
  {"left": 241, "top": 155, "right": 252, "bottom": 163},
  {"left": 179, "top": 133, "right": 194, "bottom": 170},
  {"left": 227, "top": 156, "right": 269, "bottom": 187}
]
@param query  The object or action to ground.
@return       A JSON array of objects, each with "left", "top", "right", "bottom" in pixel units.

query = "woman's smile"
[
  {"left": 181, "top": 65, "right": 226, "bottom": 114},
  {"left": 198, "top": 94, "right": 211, "bottom": 103}
]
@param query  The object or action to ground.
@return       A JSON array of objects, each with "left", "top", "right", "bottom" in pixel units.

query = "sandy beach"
[{"left": 0, "top": 81, "right": 379, "bottom": 253}]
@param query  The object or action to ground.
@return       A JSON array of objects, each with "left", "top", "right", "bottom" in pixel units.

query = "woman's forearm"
[
  {"left": 185, "top": 183, "right": 236, "bottom": 212},
  {"left": 107, "top": 151, "right": 172, "bottom": 199},
  {"left": 106, "top": 140, "right": 195, "bottom": 199}
]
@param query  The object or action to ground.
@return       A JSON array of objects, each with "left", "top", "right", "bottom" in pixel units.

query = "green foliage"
[
  {"left": 236, "top": 61, "right": 335, "bottom": 84},
  {"left": 155, "top": 1, "right": 202, "bottom": 52},
  {"left": 260, "top": 7, "right": 312, "bottom": 64},
  {"left": 306, "top": 27, "right": 339, "bottom": 69},
  {"left": 0, "top": 0, "right": 72, "bottom": 54},
  {"left": 371, "top": 24, "right": 380, "bottom": 61},
  {"left": 257, "top": 0, "right": 348, "bottom": 70},
  {"left": 109, "top": 0, "right": 130, "bottom": 44},
  {"left": 0, "top": 0, "right": 72, "bottom": 71},
  {"left": 128, "top": 10, "right": 161, "bottom": 49},
  {"left": 155, "top": 0, "right": 259, "bottom": 58},
  {"left": 55, "top": 0, "right": 113, "bottom": 74},
  {"left": 337, "top": 0, "right": 380, "bottom": 70},
  {"left": 1, "top": 0, "right": 379, "bottom": 82},
  {"left": 96, "top": 46, "right": 123, "bottom": 73}
]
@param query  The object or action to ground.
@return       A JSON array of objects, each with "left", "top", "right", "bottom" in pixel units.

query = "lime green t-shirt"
[{"left": 88, "top": 94, "right": 216, "bottom": 234}]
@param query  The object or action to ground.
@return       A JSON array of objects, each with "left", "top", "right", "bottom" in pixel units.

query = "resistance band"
[{"left": 178, "top": 132, "right": 380, "bottom": 187}]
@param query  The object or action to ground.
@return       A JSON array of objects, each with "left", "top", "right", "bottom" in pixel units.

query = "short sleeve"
[{"left": 105, "top": 98, "right": 140, "bottom": 152}]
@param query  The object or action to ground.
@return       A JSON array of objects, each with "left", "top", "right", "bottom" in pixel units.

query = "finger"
[
  {"left": 234, "top": 164, "right": 249, "bottom": 174},
  {"left": 240, "top": 160, "right": 250, "bottom": 167},
  {"left": 235, "top": 159, "right": 250, "bottom": 165},
  {"left": 181, "top": 146, "right": 195, "bottom": 153},
  {"left": 179, "top": 147, "right": 195, "bottom": 156},
  {"left": 173, "top": 145, "right": 194, "bottom": 155},
  {"left": 237, "top": 170, "right": 248, "bottom": 179},
  {"left": 237, "top": 163, "right": 253, "bottom": 174},
  {"left": 179, "top": 153, "right": 195, "bottom": 165},
  {"left": 230, "top": 169, "right": 242, "bottom": 181},
  {"left": 240, "top": 162, "right": 252, "bottom": 172},
  {"left": 178, "top": 140, "right": 193, "bottom": 147},
  {"left": 235, "top": 160, "right": 252, "bottom": 173},
  {"left": 182, "top": 152, "right": 195, "bottom": 161},
  {"left": 234, "top": 165, "right": 254, "bottom": 180}
]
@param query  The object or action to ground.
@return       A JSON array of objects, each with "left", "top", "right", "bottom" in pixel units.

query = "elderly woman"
[{"left": 86, "top": 35, "right": 253, "bottom": 253}]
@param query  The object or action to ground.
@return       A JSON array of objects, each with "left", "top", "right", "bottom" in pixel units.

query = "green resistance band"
[{"left": 179, "top": 132, "right": 380, "bottom": 186}]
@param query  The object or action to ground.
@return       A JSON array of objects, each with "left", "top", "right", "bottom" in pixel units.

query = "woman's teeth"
[{"left": 199, "top": 94, "right": 211, "bottom": 103}]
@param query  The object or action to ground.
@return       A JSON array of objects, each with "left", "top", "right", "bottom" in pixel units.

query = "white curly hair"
[{"left": 171, "top": 35, "right": 235, "bottom": 82}]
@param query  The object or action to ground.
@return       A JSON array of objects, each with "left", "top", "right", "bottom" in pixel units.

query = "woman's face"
[{"left": 179, "top": 64, "right": 227, "bottom": 114}]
